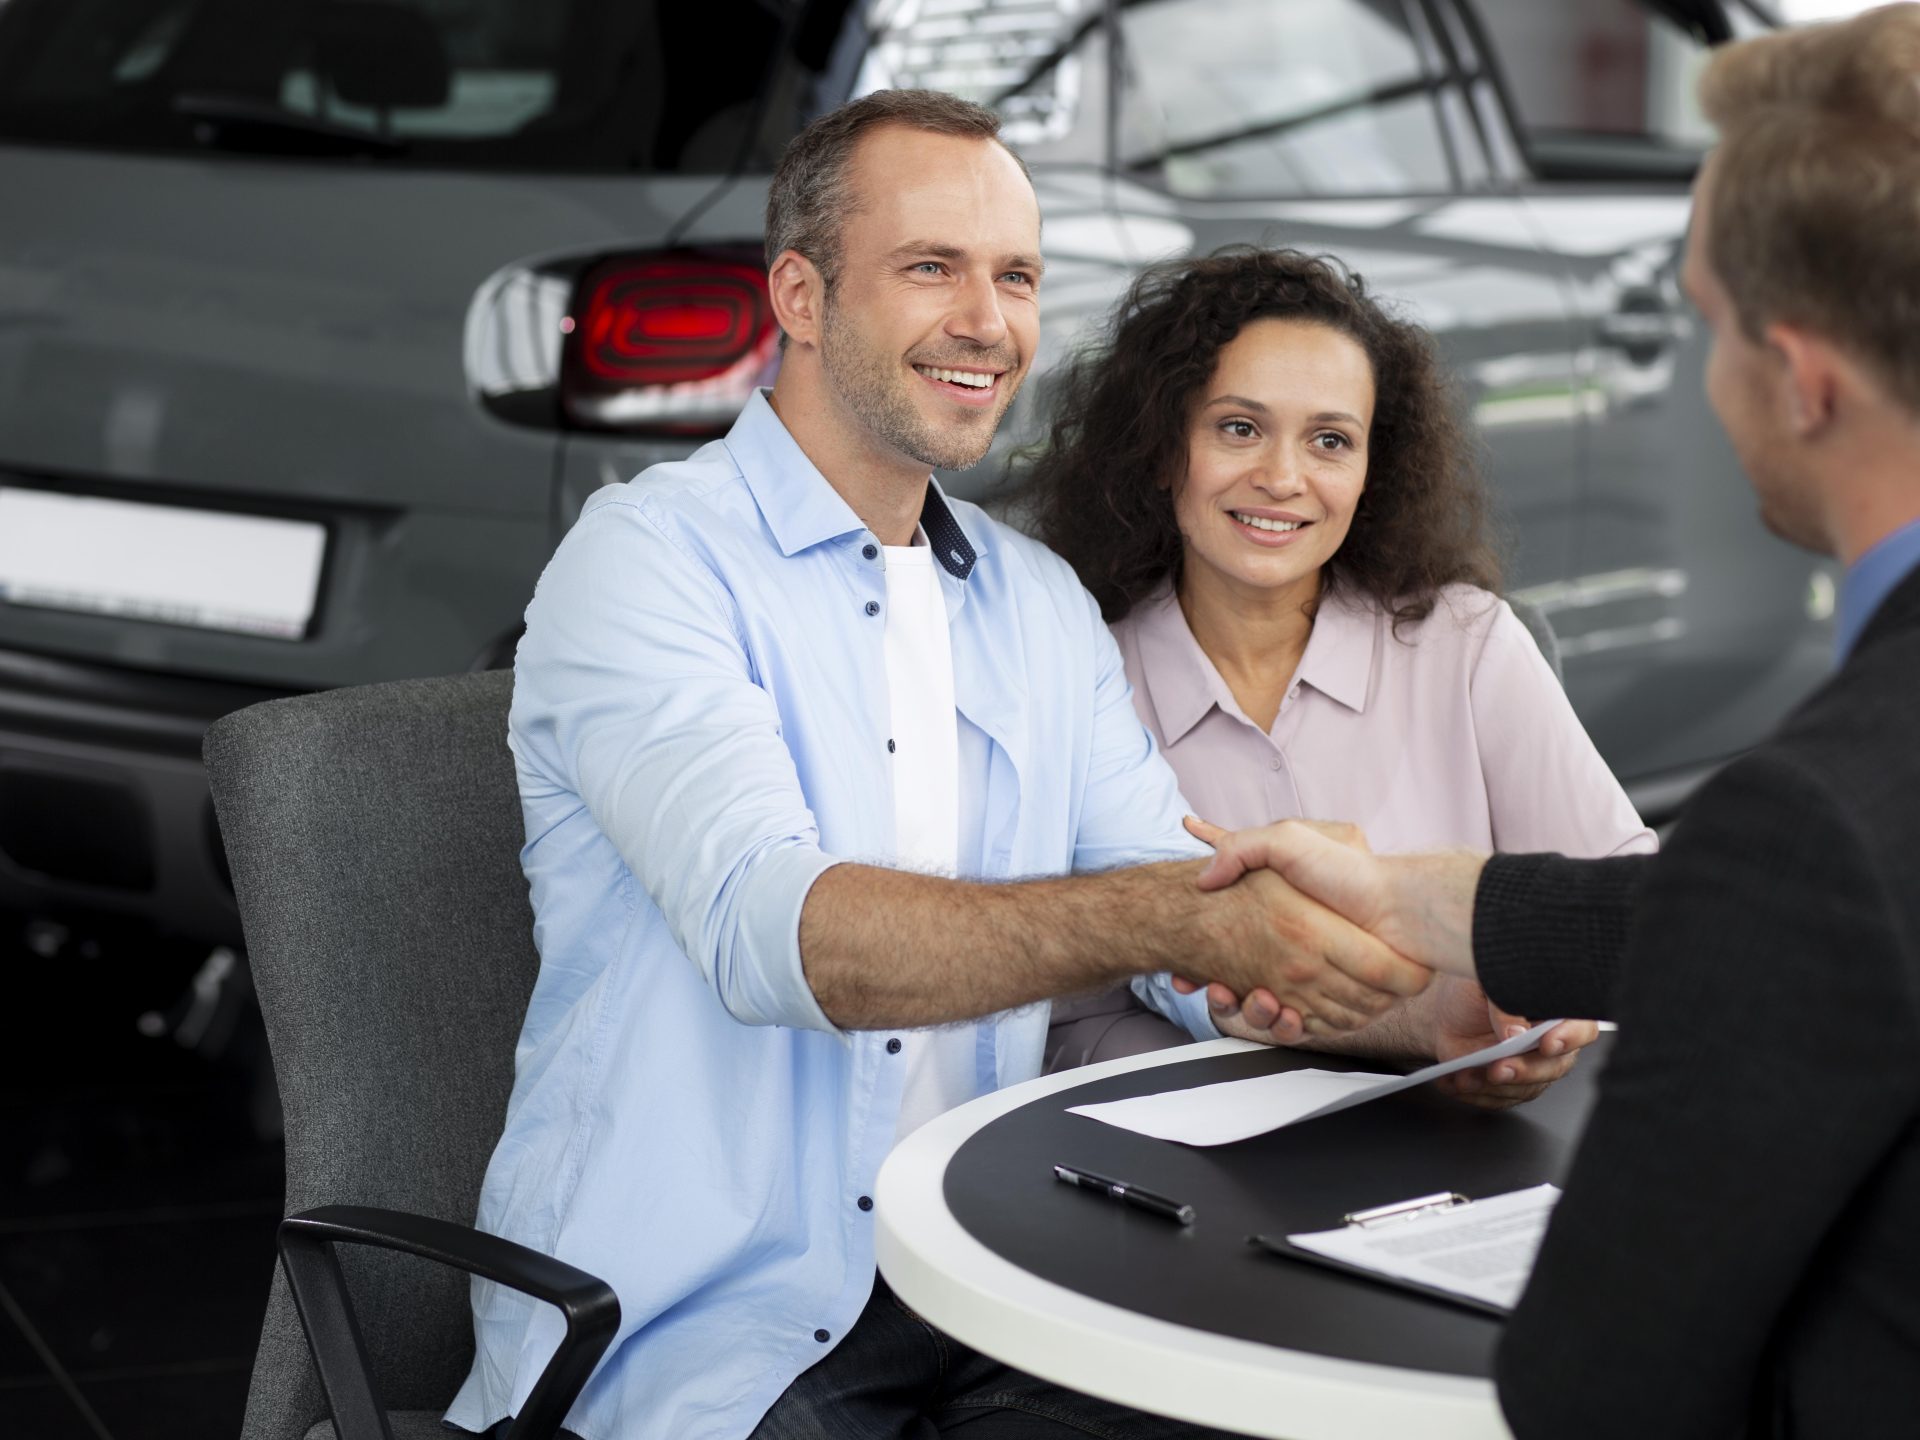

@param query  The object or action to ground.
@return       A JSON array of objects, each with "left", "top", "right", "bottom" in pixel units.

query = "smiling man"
[{"left": 445, "top": 91, "right": 1441, "bottom": 1440}]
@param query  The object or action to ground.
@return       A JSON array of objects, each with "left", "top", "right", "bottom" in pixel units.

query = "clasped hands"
[{"left": 1180, "top": 816, "right": 1596, "bottom": 1110}]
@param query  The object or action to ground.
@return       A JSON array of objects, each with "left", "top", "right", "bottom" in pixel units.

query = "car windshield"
[{"left": 0, "top": 0, "right": 857, "bottom": 171}]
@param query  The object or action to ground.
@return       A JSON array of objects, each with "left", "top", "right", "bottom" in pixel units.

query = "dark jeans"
[
  {"left": 480, "top": 1277, "right": 1228, "bottom": 1440},
  {"left": 747, "top": 1277, "right": 1233, "bottom": 1440}
]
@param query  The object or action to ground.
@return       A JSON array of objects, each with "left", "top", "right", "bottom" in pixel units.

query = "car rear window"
[{"left": 0, "top": 0, "right": 857, "bottom": 172}]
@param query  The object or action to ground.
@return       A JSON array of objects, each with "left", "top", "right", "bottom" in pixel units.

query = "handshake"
[{"left": 1176, "top": 816, "right": 1593, "bottom": 1108}]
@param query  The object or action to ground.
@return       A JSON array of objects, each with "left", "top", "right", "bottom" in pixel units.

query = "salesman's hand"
[
  {"left": 1185, "top": 817, "right": 1484, "bottom": 978},
  {"left": 1424, "top": 978, "right": 1596, "bottom": 1110},
  {"left": 1194, "top": 862, "right": 1433, "bottom": 1036},
  {"left": 1179, "top": 815, "right": 1487, "bottom": 1045}
]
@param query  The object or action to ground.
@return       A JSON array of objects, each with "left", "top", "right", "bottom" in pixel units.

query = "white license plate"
[{"left": 0, "top": 487, "right": 327, "bottom": 641}]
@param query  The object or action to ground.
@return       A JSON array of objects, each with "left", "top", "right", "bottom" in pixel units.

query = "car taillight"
[{"left": 561, "top": 251, "right": 778, "bottom": 434}]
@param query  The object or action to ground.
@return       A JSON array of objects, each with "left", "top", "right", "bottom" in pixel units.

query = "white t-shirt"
[{"left": 881, "top": 533, "right": 977, "bottom": 1141}]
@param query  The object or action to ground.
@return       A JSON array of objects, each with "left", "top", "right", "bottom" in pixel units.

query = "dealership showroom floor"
[{"left": 0, "top": 915, "right": 281, "bottom": 1437}]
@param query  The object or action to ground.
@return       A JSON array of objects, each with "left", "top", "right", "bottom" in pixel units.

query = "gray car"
[{"left": 0, "top": 0, "right": 1822, "bottom": 948}]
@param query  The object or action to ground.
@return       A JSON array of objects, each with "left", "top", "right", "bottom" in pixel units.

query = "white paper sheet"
[
  {"left": 1066, "top": 1019, "right": 1562, "bottom": 1146},
  {"left": 1287, "top": 1183, "right": 1562, "bottom": 1312}
]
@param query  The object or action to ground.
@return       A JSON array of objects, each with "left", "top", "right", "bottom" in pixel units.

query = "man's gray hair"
[{"left": 764, "top": 89, "right": 1031, "bottom": 291}]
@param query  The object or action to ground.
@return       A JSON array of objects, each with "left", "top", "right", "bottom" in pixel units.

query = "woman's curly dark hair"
[{"left": 1029, "top": 247, "right": 1500, "bottom": 629}]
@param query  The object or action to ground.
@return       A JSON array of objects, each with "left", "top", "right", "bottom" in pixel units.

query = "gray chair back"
[{"left": 205, "top": 670, "right": 535, "bottom": 1440}]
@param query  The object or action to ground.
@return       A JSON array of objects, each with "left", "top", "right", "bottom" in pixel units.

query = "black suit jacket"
[{"left": 1472, "top": 565, "right": 1920, "bottom": 1439}]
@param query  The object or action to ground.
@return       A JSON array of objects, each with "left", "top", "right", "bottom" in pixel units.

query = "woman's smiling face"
[{"left": 1172, "top": 316, "right": 1376, "bottom": 606}]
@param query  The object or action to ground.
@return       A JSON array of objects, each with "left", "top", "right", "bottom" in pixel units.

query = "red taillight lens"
[{"left": 562, "top": 251, "right": 779, "bottom": 433}]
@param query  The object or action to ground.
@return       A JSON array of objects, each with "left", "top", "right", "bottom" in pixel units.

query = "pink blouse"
[{"left": 1110, "top": 581, "right": 1656, "bottom": 858}]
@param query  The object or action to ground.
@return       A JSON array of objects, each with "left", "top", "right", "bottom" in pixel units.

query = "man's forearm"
[{"left": 799, "top": 859, "right": 1216, "bottom": 1030}]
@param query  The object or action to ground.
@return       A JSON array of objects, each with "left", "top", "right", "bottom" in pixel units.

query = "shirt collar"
[
  {"left": 1129, "top": 582, "right": 1233, "bottom": 745},
  {"left": 1837, "top": 516, "right": 1920, "bottom": 661},
  {"left": 1292, "top": 583, "right": 1375, "bottom": 713},
  {"left": 1130, "top": 577, "right": 1375, "bottom": 743},
  {"left": 724, "top": 389, "right": 984, "bottom": 581}
]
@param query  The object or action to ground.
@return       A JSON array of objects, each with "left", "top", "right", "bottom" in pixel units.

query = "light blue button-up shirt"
[
  {"left": 1836, "top": 516, "right": 1920, "bottom": 661},
  {"left": 448, "top": 392, "right": 1211, "bottom": 1440}
]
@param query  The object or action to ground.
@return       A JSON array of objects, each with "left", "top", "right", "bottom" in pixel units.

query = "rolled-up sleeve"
[{"left": 513, "top": 499, "right": 843, "bottom": 1033}]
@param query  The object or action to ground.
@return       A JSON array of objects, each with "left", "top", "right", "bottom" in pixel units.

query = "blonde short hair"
[{"left": 1699, "top": 4, "right": 1920, "bottom": 409}]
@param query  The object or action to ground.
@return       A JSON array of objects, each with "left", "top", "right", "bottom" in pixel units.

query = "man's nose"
[{"left": 946, "top": 272, "right": 1009, "bottom": 349}]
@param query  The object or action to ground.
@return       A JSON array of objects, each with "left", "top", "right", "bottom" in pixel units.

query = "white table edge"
[{"left": 875, "top": 1038, "right": 1515, "bottom": 1440}]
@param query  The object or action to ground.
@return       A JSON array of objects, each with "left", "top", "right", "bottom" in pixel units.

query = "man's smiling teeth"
[
  {"left": 1232, "top": 512, "right": 1305, "bottom": 532},
  {"left": 915, "top": 365, "right": 994, "bottom": 388}
]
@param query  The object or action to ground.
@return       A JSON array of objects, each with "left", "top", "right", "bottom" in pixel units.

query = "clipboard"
[{"left": 1247, "top": 1188, "right": 1552, "bottom": 1319}]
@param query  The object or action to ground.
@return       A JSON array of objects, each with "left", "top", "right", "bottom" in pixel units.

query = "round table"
[{"left": 876, "top": 1034, "right": 1608, "bottom": 1439}]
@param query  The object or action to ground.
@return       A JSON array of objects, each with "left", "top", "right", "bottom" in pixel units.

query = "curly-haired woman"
[{"left": 1032, "top": 247, "right": 1655, "bottom": 1070}]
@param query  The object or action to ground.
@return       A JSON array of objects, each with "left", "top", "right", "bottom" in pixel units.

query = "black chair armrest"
[{"left": 278, "top": 1204, "right": 620, "bottom": 1440}]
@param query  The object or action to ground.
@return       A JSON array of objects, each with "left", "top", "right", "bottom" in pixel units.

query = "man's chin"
[
  {"left": 911, "top": 410, "right": 1012, "bottom": 473},
  {"left": 1755, "top": 495, "right": 1832, "bottom": 557}
]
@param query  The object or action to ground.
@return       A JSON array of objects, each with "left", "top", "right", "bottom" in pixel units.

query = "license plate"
[{"left": 0, "top": 487, "right": 327, "bottom": 641}]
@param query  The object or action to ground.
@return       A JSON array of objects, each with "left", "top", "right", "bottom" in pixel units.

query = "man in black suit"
[{"left": 1189, "top": 7, "right": 1920, "bottom": 1436}]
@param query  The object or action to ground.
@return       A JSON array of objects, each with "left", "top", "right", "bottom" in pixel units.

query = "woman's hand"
[{"left": 1424, "top": 978, "right": 1597, "bottom": 1110}]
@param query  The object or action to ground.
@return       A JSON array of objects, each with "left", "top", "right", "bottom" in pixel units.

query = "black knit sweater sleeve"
[{"left": 1470, "top": 851, "right": 1653, "bottom": 1022}]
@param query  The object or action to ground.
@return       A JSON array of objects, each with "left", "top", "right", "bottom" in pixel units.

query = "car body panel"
[
  {"left": 1520, "top": 186, "right": 1837, "bottom": 778},
  {"left": 0, "top": 146, "right": 766, "bottom": 688}
]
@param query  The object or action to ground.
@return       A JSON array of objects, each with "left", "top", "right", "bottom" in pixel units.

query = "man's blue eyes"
[{"left": 908, "top": 263, "right": 1033, "bottom": 286}]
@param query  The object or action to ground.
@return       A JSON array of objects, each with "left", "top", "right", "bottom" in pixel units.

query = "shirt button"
[
  {"left": 814, "top": 1328, "right": 831, "bottom": 1344},
  {"left": 862, "top": 543, "right": 878, "bottom": 560},
  {"left": 1269, "top": 757, "right": 1283, "bottom": 771},
  {"left": 857, "top": 1195, "right": 874, "bottom": 1212},
  {"left": 886, "top": 1037, "right": 902, "bottom": 1054},
  {"left": 887, "top": 738, "right": 896, "bottom": 754},
  {"left": 864, "top": 600, "right": 880, "bottom": 617}
]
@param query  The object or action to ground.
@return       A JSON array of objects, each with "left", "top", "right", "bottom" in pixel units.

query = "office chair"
[{"left": 205, "top": 670, "right": 617, "bottom": 1440}]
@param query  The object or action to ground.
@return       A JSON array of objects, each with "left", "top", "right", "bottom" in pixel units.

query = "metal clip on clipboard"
[{"left": 1342, "top": 1191, "right": 1473, "bottom": 1229}]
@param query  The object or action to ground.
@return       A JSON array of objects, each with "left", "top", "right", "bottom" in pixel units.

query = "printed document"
[
  {"left": 1285, "top": 1184, "right": 1561, "bottom": 1312},
  {"left": 1066, "top": 1019, "right": 1560, "bottom": 1146}
]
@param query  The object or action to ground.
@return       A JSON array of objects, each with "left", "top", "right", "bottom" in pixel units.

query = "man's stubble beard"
[{"left": 818, "top": 293, "right": 1020, "bottom": 473}]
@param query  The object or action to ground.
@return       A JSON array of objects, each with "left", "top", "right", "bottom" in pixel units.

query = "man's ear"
[
  {"left": 768, "top": 250, "right": 824, "bottom": 351},
  {"left": 1765, "top": 322, "right": 1839, "bottom": 438}
]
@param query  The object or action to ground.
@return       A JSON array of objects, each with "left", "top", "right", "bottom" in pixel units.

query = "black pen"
[{"left": 1052, "top": 1164, "right": 1196, "bottom": 1225}]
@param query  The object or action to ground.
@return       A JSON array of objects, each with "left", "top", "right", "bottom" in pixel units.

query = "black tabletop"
[{"left": 944, "top": 1037, "right": 1609, "bottom": 1378}]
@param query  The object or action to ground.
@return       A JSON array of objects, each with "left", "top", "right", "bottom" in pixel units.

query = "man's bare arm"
[{"left": 798, "top": 857, "right": 1431, "bottom": 1032}]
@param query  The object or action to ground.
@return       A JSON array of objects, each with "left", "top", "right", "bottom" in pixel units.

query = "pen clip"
[{"left": 1343, "top": 1191, "right": 1471, "bottom": 1229}]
